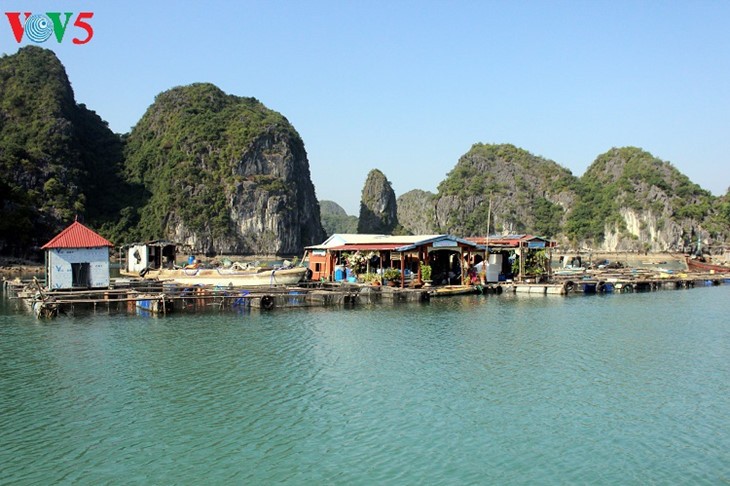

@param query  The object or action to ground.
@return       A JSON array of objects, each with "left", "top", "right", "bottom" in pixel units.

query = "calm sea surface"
[{"left": 1, "top": 285, "right": 729, "bottom": 484}]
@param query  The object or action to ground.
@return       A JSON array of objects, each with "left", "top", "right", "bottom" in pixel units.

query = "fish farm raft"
[{"left": 3, "top": 267, "right": 729, "bottom": 319}]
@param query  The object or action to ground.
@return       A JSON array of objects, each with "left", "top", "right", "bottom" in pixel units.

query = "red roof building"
[
  {"left": 41, "top": 221, "right": 114, "bottom": 290},
  {"left": 41, "top": 221, "right": 113, "bottom": 250}
]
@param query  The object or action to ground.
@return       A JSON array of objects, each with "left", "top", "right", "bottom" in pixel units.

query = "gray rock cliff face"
[
  {"left": 580, "top": 147, "right": 718, "bottom": 252},
  {"left": 397, "top": 190, "right": 437, "bottom": 235},
  {"left": 432, "top": 144, "right": 577, "bottom": 238},
  {"left": 172, "top": 129, "right": 324, "bottom": 255},
  {"left": 124, "top": 83, "right": 325, "bottom": 255},
  {"left": 230, "top": 129, "right": 324, "bottom": 254},
  {"left": 357, "top": 169, "right": 398, "bottom": 234}
]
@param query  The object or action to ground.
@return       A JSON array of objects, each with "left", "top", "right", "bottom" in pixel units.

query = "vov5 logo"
[{"left": 5, "top": 12, "right": 94, "bottom": 44}]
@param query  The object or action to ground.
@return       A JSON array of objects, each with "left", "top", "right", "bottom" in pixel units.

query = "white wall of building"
[
  {"left": 47, "top": 247, "right": 110, "bottom": 289},
  {"left": 126, "top": 245, "right": 149, "bottom": 274}
]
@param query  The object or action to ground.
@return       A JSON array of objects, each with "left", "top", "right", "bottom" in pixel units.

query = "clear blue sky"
[{"left": 3, "top": 0, "right": 729, "bottom": 215}]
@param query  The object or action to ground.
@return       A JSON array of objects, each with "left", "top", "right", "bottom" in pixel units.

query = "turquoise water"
[{"left": 1, "top": 285, "right": 729, "bottom": 484}]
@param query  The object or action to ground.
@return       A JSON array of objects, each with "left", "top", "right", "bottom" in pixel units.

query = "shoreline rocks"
[{"left": 0, "top": 258, "right": 43, "bottom": 278}]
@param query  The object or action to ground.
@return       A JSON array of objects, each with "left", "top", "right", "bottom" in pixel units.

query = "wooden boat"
[
  {"left": 128, "top": 265, "right": 309, "bottom": 287},
  {"left": 32, "top": 299, "right": 58, "bottom": 319},
  {"left": 120, "top": 241, "right": 309, "bottom": 286},
  {"left": 430, "top": 285, "right": 478, "bottom": 297},
  {"left": 685, "top": 256, "right": 730, "bottom": 273}
]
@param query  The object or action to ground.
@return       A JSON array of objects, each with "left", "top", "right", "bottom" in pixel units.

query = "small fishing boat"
[
  {"left": 135, "top": 265, "right": 309, "bottom": 287},
  {"left": 685, "top": 256, "right": 730, "bottom": 273},
  {"left": 430, "top": 285, "right": 478, "bottom": 297},
  {"left": 121, "top": 241, "right": 309, "bottom": 286}
]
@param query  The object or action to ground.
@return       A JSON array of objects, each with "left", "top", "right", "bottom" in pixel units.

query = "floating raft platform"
[
  {"left": 4, "top": 270, "right": 729, "bottom": 319},
  {"left": 513, "top": 271, "right": 730, "bottom": 295},
  {"left": 3, "top": 278, "right": 434, "bottom": 318}
]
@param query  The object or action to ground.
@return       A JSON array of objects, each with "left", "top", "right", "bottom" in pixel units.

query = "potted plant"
[
  {"left": 383, "top": 267, "right": 401, "bottom": 286},
  {"left": 360, "top": 272, "right": 381, "bottom": 286},
  {"left": 420, "top": 262, "right": 432, "bottom": 283}
]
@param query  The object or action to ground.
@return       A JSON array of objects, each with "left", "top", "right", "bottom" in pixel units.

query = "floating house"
[
  {"left": 466, "top": 234, "right": 556, "bottom": 283},
  {"left": 41, "top": 221, "right": 114, "bottom": 290},
  {"left": 304, "top": 234, "right": 484, "bottom": 287},
  {"left": 123, "top": 240, "right": 179, "bottom": 276}
]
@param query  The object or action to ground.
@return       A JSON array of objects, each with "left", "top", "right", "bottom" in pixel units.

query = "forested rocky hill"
[
  {"left": 0, "top": 47, "right": 324, "bottom": 256},
  {"left": 564, "top": 147, "right": 725, "bottom": 251},
  {"left": 123, "top": 83, "right": 324, "bottom": 255},
  {"left": 396, "top": 190, "right": 437, "bottom": 235},
  {"left": 432, "top": 144, "right": 577, "bottom": 237},
  {"left": 1, "top": 47, "right": 727, "bottom": 257},
  {"left": 320, "top": 200, "right": 358, "bottom": 236},
  {"left": 358, "top": 149, "right": 728, "bottom": 252},
  {"left": 396, "top": 144, "right": 729, "bottom": 251},
  {"left": 0, "top": 46, "right": 128, "bottom": 255},
  {"left": 357, "top": 169, "right": 398, "bottom": 234}
]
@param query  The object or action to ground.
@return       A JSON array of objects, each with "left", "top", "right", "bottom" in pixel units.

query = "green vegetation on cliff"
[
  {"left": 705, "top": 188, "right": 730, "bottom": 240},
  {"left": 439, "top": 144, "right": 575, "bottom": 198},
  {"left": 320, "top": 200, "right": 358, "bottom": 236},
  {"left": 435, "top": 144, "right": 577, "bottom": 237},
  {"left": 0, "top": 46, "right": 127, "bottom": 253},
  {"left": 565, "top": 147, "right": 715, "bottom": 244},
  {"left": 123, "top": 83, "right": 299, "bottom": 242}
]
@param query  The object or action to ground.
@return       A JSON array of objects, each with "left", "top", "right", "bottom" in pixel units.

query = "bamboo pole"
[{"left": 483, "top": 197, "right": 491, "bottom": 282}]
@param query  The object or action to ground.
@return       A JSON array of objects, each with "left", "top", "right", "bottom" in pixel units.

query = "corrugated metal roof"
[
  {"left": 327, "top": 243, "right": 408, "bottom": 251},
  {"left": 307, "top": 234, "right": 430, "bottom": 250},
  {"left": 308, "top": 234, "right": 483, "bottom": 252},
  {"left": 41, "top": 221, "right": 113, "bottom": 249},
  {"left": 315, "top": 234, "right": 445, "bottom": 248},
  {"left": 465, "top": 234, "right": 556, "bottom": 247}
]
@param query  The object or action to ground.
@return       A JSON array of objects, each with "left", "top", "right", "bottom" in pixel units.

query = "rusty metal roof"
[
  {"left": 310, "top": 234, "right": 483, "bottom": 252},
  {"left": 41, "top": 221, "right": 113, "bottom": 249},
  {"left": 465, "top": 234, "right": 556, "bottom": 248}
]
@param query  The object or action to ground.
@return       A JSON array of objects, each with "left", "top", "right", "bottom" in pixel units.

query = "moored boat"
[
  {"left": 134, "top": 265, "right": 309, "bottom": 287},
  {"left": 430, "top": 285, "right": 478, "bottom": 297},
  {"left": 120, "top": 240, "right": 309, "bottom": 286},
  {"left": 685, "top": 256, "right": 730, "bottom": 273}
]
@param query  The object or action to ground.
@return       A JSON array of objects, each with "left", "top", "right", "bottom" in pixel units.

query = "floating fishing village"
[
  {"left": 3, "top": 220, "right": 729, "bottom": 319},
  {"left": 2, "top": 49, "right": 729, "bottom": 325},
  {"left": 4, "top": 16, "right": 730, "bottom": 484}
]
